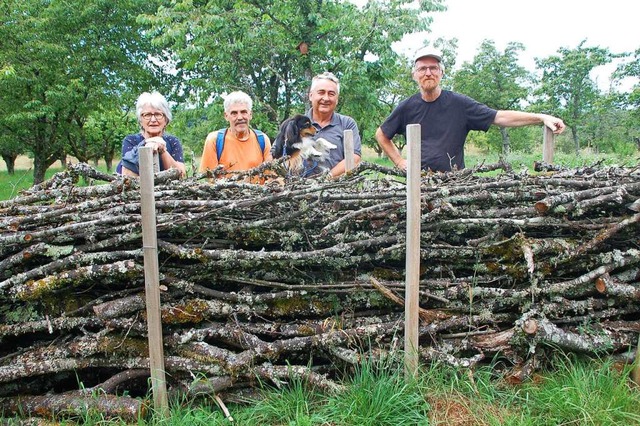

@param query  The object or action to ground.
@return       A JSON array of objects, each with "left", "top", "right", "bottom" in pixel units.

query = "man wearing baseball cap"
[{"left": 375, "top": 46, "right": 566, "bottom": 172}]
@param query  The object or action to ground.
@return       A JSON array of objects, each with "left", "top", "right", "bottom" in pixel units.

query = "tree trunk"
[
  {"left": 571, "top": 124, "right": 580, "bottom": 154},
  {"left": 32, "top": 156, "right": 48, "bottom": 185},
  {"left": 58, "top": 152, "right": 68, "bottom": 169},
  {"left": 500, "top": 126, "right": 511, "bottom": 155},
  {"left": 1, "top": 154, "right": 17, "bottom": 175},
  {"left": 104, "top": 156, "right": 113, "bottom": 172},
  {"left": 31, "top": 138, "right": 61, "bottom": 185}
]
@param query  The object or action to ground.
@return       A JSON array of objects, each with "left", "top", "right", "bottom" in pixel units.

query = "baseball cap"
[{"left": 413, "top": 47, "right": 443, "bottom": 63}]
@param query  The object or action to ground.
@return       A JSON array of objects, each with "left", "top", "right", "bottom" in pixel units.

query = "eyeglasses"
[
  {"left": 141, "top": 112, "right": 165, "bottom": 121},
  {"left": 414, "top": 65, "right": 441, "bottom": 75}
]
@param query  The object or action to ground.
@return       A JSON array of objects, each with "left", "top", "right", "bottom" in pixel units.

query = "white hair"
[
  {"left": 223, "top": 91, "right": 253, "bottom": 112},
  {"left": 136, "top": 91, "right": 172, "bottom": 123},
  {"left": 310, "top": 72, "right": 340, "bottom": 95}
]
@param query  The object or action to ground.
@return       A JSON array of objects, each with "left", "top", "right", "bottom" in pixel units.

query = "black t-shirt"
[{"left": 380, "top": 90, "right": 497, "bottom": 172}]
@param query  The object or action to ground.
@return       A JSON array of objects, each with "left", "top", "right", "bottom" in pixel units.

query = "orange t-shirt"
[{"left": 199, "top": 129, "right": 272, "bottom": 172}]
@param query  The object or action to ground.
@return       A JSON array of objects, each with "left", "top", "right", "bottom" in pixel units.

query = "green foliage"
[
  {"left": 613, "top": 47, "right": 640, "bottom": 128},
  {"left": 86, "top": 108, "right": 138, "bottom": 172},
  {"left": 0, "top": 302, "right": 40, "bottom": 324},
  {"left": 170, "top": 103, "right": 226, "bottom": 160},
  {"left": 1, "top": 2, "right": 636, "bottom": 188},
  {"left": 533, "top": 41, "right": 614, "bottom": 154},
  {"left": 454, "top": 40, "right": 532, "bottom": 111},
  {"left": 0, "top": 131, "right": 24, "bottom": 174},
  {"left": 452, "top": 40, "right": 534, "bottom": 154},
  {"left": 0, "top": 0, "right": 164, "bottom": 183}
]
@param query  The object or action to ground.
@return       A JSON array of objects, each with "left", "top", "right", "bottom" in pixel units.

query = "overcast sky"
[{"left": 401, "top": 0, "right": 639, "bottom": 90}]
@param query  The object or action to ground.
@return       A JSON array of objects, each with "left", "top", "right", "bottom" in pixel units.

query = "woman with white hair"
[{"left": 117, "top": 91, "right": 186, "bottom": 177}]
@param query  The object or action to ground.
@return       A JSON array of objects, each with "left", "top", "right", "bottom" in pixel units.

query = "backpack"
[{"left": 216, "top": 129, "right": 266, "bottom": 160}]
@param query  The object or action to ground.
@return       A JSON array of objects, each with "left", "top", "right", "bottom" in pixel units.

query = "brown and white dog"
[{"left": 271, "top": 114, "right": 336, "bottom": 176}]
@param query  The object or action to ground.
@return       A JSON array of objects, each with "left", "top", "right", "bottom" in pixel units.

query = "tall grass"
[
  {"left": 0, "top": 167, "right": 67, "bottom": 200},
  {"left": 521, "top": 355, "right": 640, "bottom": 425},
  {"left": 228, "top": 355, "right": 640, "bottom": 426},
  {"left": 1, "top": 354, "right": 639, "bottom": 424},
  {"left": 321, "top": 358, "right": 429, "bottom": 425}
]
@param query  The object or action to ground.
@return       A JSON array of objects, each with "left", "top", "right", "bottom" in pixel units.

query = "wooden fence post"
[
  {"left": 139, "top": 146, "right": 169, "bottom": 418},
  {"left": 404, "top": 124, "right": 421, "bottom": 379},
  {"left": 344, "top": 129, "right": 355, "bottom": 173},
  {"left": 543, "top": 126, "right": 555, "bottom": 164}
]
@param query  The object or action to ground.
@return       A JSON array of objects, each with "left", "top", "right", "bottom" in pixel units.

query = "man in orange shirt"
[{"left": 199, "top": 91, "right": 272, "bottom": 173}]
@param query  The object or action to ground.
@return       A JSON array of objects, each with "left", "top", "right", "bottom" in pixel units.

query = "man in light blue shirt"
[{"left": 305, "top": 72, "right": 362, "bottom": 177}]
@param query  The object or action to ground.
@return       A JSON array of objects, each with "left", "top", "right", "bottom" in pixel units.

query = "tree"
[
  {"left": 452, "top": 40, "right": 533, "bottom": 154},
  {"left": 613, "top": 47, "right": 640, "bottom": 149},
  {"left": 0, "top": 131, "right": 24, "bottom": 175},
  {"left": 0, "top": 0, "right": 164, "bottom": 184},
  {"left": 169, "top": 103, "right": 226, "bottom": 167},
  {"left": 0, "top": 65, "right": 25, "bottom": 173},
  {"left": 534, "top": 40, "right": 613, "bottom": 154},
  {"left": 86, "top": 108, "right": 137, "bottom": 172}
]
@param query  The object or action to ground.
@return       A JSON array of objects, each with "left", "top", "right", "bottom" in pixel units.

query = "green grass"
[
  {"left": 0, "top": 168, "right": 39, "bottom": 200},
  {"left": 28, "top": 355, "right": 637, "bottom": 425},
  {"left": 239, "top": 375, "right": 327, "bottom": 425},
  {"left": 0, "top": 164, "right": 114, "bottom": 201},
  {"left": 0, "top": 167, "right": 68, "bottom": 200},
  {"left": 465, "top": 149, "right": 638, "bottom": 170},
  {"left": 321, "top": 359, "right": 429, "bottom": 425},
  {"left": 235, "top": 356, "right": 639, "bottom": 426},
  {"left": 521, "top": 355, "right": 640, "bottom": 425}
]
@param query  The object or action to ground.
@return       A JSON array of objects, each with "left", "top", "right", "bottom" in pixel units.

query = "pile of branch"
[{"left": 0, "top": 161, "right": 639, "bottom": 420}]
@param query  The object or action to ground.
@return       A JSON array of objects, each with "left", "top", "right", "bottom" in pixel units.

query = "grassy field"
[
  {"left": 0, "top": 167, "right": 62, "bottom": 200},
  {"left": 0, "top": 157, "right": 111, "bottom": 200}
]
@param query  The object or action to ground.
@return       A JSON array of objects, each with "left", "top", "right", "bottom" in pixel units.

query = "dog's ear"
[
  {"left": 283, "top": 119, "right": 299, "bottom": 148},
  {"left": 272, "top": 119, "right": 289, "bottom": 159}
]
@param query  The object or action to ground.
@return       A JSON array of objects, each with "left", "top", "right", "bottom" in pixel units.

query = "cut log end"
[
  {"left": 534, "top": 201, "right": 549, "bottom": 214},
  {"left": 523, "top": 319, "right": 538, "bottom": 335}
]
